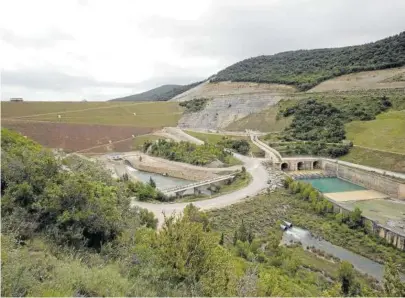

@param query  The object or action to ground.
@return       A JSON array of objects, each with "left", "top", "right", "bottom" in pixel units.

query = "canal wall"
[
  {"left": 322, "top": 159, "right": 405, "bottom": 200},
  {"left": 332, "top": 202, "right": 405, "bottom": 251}
]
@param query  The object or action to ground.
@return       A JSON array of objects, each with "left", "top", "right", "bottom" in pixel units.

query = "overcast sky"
[{"left": 1, "top": 0, "right": 404, "bottom": 101}]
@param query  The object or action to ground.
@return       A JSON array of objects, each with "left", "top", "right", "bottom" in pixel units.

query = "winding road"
[{"left": 131, "top": 153, "right": 269, "bottom": 225}]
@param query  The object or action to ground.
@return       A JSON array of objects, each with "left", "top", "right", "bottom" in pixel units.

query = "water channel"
[
  {"left": 281, "top": 226, "right": 401, "bottom": 281},
  {"left": 125, "top": 166, "right": 192, "bottom": 190}
]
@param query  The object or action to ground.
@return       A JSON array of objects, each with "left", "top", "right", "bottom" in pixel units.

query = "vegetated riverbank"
[{"left": 207, "top": 190, "right": 405, "bottom": 272}]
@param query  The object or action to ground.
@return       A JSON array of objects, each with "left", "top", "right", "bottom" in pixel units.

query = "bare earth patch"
[
  {"left": 308, "top": 67, "right": 405, "bottom": 92},
  {"left": 1, "top": 119, "right": 153, "bottom": 153}
]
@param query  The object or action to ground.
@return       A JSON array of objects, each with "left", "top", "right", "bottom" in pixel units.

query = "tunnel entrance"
[
  {"left": 313, "top": 161, "right": 320, "bottom": 169},
  {"left": 297, "top": 162, "right": 304, "bottom": 170},
  {"left": 281, "top": 162, "right": 289, "bottom": 171}
]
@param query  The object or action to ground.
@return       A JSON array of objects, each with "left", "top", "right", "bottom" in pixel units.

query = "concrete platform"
[{"left": 324, "top": 190, "right": 388, "bottom": 202}]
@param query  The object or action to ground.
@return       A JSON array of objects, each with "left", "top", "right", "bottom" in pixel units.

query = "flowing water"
[{"left": 282, "top": 226, "right": 387, "bottom": 281}]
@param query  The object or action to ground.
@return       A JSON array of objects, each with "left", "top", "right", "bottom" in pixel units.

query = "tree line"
[{"left": 212, "top": 32, "right": 405, "bottom": 90}]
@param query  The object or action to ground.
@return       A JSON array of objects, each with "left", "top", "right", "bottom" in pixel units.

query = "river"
[{"left": 282, "top": 226, "right": 389, "bottom": 281}]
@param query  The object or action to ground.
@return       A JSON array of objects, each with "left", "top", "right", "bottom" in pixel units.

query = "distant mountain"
[
  {"left": 212, "top": 31, "right": 405, "bottom": 90},
  {"left": 110, "top": 82, "right": 203, "bottom": 102}
]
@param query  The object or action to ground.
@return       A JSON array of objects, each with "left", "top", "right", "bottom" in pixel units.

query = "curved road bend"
[{"left": 131, "top": 153, "right": 269, "bottom": 226}]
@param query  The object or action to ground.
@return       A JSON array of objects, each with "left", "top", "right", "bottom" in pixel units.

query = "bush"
[
  {"left": 1, "top": 129, "right": 159, "bottom": 250},
  {"left": 148, "top": 139, "right": 233, "bottom": 166},
  {"left": 179, "top": 98, "right": 210, "bottom": 112},
  {"left": 219, "top": 138, "right": 251, "bottom": 155}
]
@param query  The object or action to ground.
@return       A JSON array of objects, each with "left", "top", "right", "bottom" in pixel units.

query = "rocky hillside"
[
  {"left": 212, "top": 32, "right": 405, "bottom": 90},
  {"left": 172, "top": 82, "right": 296, "bottom": 129}
]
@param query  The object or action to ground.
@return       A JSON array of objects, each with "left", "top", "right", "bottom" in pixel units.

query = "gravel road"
[{"left": 131, "top": 153, "right": 269, "bottom": 226}]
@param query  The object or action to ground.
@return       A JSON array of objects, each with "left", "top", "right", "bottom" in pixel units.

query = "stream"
[{"left": 282, "top": 226, "right": 392, "bottom": 281}]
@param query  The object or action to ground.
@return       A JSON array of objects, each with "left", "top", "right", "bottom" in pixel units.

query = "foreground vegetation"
[
  {"left": 145, "top": 139, "right": 240, "bottom": 166},
  {"left": 209, "top": 189, "right": 405, "bottom": 272},
  {"left": 213, "top": 32, "right": 405, "bottom": 90},
  {"left": 2, "top": 129, "right": 404, "bottom": 296}
]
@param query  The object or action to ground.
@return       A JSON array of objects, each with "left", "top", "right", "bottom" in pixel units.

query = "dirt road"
[{"left": 131, "top": 153, "right": 269, "bottom": 225}]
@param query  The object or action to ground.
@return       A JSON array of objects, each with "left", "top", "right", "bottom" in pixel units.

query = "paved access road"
[{"left": 131, "top": 153, "right": 269, "bottom": 226}]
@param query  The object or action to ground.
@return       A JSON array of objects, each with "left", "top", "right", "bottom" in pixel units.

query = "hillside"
[
  {"left": 110, "top": 81, "right": 202, "bottom": 102},
  {"left": 1, "top": 101, "right": 184, "bottom": 153},
  {"left": 212, "top": 32, "right": 405, "bottom": 90}
]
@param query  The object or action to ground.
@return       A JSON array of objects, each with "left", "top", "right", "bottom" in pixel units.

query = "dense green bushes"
[
  {"left": 219, "top": 138, "right": 251, "bottom": 155},
  {"left": 1, "top": 129, "right": 158, "bottom": 249},
  {"left": 179, "top": 98, "right": 210, "bottom": 112},
  {"left": 274, "top": 141, "right": 350, "bottom": 158},
  {"left": 146, "top": 139, "right": 235, "bottom": 165},
  {"left": 281, "top": 100, "right": 346, "bottom": 142},
  {"left": 212, "top": 32, "right": 405, "bottom": 90},
  {"left": 279, "top": 96, "right": 393, "bottom": 144}
]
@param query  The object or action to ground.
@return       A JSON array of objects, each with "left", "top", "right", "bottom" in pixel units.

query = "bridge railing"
[{"left": 161, "top": 174, "right": 235, "bottom": 193}]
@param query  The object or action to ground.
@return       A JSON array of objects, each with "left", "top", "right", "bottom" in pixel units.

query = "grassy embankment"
[{"left": 340, "top": 110, "right": 405, "bottom": 172}]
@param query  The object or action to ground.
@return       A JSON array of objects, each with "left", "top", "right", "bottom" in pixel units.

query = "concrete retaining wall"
[
  {"left": 322, "top": 159, "right": 405, "bottom": 200},
  {"left": 333, "top": 203, "right": 405, "bottom": 251}
]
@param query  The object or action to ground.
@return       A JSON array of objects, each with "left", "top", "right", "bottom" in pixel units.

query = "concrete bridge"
[
  {"left": 247, "top": 131, "right": 322, "bottom": 171},
  {"left": 280, "top": 156, "right": 322, "bottom": 171},
  {"left": 248, "top": 131, "right": 282, "bottom": 162},
  {"left": 161, "top": 174, "right": 236, "bottom": 197}
]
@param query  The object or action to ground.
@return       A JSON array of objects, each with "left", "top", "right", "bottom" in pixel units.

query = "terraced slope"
[
  {"left": 171, "top": 81, "right": 296, "bottom": 129},
  {"left": 171, "top": 81, "right": 296, "bottom": 102}
]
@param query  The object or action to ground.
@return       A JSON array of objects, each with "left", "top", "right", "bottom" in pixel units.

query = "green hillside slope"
[
  {"left": 212, "top": 32, "right": 405, "bottom": 90},
  {"left": 110, "top": 81, "right": 202, "bottom": 102}
]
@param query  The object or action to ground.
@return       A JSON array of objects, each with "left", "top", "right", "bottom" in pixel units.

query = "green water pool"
[{"left": 299, "top": 178, "right": 366, "bottom": 193}]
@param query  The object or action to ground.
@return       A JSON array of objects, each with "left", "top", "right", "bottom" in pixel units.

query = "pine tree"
[
  {"left": 233, "top": 231, "right": 238, "bottom": 246},
  {"left": 238, "top": 220, "right": 248, "bottom": 242},
  {"left": 219, "top": 232, "right": 224, "bottom": 246},
  {"left": 149, "top": 176, "right": 156, "bottom": 188}
]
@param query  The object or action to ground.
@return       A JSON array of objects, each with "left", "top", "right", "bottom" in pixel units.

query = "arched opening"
[
  {"left": 297, "top": 162, "right": 304, "bottom": 170},
  {"left": 281, "top": 162, "right": 289, "bottom": 171},
  {"left": 313, "top": 161, "right": 320, "bottom": 169}
]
